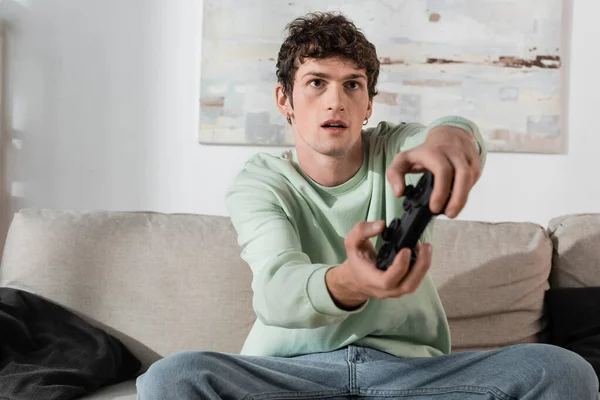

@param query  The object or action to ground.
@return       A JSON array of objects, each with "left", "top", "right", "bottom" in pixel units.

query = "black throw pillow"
[
  {"left": 545, "top": 286, "right": 600, "bottom": 384},
  {"left": 0, "top": 287, "right": 141, "bottom": 400}
]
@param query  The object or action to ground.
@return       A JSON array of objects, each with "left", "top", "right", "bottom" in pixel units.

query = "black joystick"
[{"left": 375, "top": 170, "right": 449, "bottom": 271}]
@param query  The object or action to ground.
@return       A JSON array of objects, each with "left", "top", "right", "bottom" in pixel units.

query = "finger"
[
  {"left": 389, "top": 243, "right": 432, "bottom": 297},
  {"left": 379, "top": 248, "right": 412, "bottom": 291},
  {"left": 462, "top": 133, "right": 482, "bottom": 172},
  {"left": 345, "top": 220, "right": 385, "bottom": 250},
  {"left": 386, "top": 154, "right": 409, "bottom": 198},
  {"left": 427, "top": 155, "right": 454, "bottom": 214},
  {"left": 444, "top": 156, "right": 474, "bottom": 218},
  {"left": 388, "top": 147, "right": 461, "bottom": 213},
  {"left": 386, "top": 150, "right": 426, "bottom": 198}
]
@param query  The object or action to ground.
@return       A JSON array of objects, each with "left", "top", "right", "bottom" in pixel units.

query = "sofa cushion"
[
  {"left": 0, "top": 210, "right": 255, "bottom": 372},
  {"left": 429, "top": 219, "right": 552, "bottom": 352},
  {"left": 548, "top": 213, "right": 600, "bottom": 288}
]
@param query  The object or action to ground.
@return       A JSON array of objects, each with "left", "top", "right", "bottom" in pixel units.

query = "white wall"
[{"left": 1, "top": 0, "right": 599, "bottom": 235}]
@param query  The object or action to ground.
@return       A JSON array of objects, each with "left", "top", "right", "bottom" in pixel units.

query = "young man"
[{"left": 137, "top": 12, "right": 598, "bottom": 399}]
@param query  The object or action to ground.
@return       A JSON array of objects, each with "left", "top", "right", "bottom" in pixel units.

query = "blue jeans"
[{"left": 136, "top": 343, "right": 598, "bottom": 399}]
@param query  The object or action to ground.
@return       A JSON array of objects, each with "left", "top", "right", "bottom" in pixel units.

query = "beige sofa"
[{"left": 0, "top": 209, "right": 598, "bottom": 399}]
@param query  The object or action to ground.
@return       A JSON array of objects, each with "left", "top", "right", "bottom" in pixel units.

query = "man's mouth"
[{"left": 321, "top": 120, "right": 348, "bottom": 130}]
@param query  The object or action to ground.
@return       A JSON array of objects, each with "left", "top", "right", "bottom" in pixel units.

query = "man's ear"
[
  {"left": 365, "top": 98, "right": 373, "bottom": 121},
  {"left": 275, "top": 84, "right": 293, "bottom": 120}
]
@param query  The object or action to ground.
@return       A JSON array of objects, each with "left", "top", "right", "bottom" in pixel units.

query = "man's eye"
[
  {"left": 309, "top": 79, "right": 323, "bottom": 87},
  {"left": 346, "top": 81, "right": 360, "bottom": 89}
]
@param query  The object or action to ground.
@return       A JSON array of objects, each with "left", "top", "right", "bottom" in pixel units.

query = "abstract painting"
[{"left": 199, "top": 0, "right": 564, "bottom": 153}]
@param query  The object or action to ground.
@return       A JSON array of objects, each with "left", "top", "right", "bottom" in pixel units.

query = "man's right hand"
[{"left": 325, "top": 220, "right": 433, "bottom": 310}]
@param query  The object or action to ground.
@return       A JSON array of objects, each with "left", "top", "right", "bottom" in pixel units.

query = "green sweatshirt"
[{"left": 226, "top": 116, "right": 486, "bottom": 358}]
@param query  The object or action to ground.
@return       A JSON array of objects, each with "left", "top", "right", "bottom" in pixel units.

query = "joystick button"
[{"left": 381, "top": 227, "right": 391, "bottom": 241}]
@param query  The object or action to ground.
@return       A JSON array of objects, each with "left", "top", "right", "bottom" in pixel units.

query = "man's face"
[{"left": 276, "top": 57, "right": 373, "bottom": 157}]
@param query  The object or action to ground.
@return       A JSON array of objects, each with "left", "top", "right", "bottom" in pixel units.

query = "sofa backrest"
[
  {"left": 430, "top": 218, "right": 552, "bottom": 352},
  {"left": 0, "top": 209, "right": 255, "bottom": 372},
  {"left": 548, "top": 213, "right": 600, "bottom": 288},
  {"left": 1, "top": 210, "right": 596, "bottom": 371}
]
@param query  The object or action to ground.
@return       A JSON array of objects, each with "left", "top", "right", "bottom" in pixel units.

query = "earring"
[
  {"left": 286, "top": 115, "right": 292, "bottom": 124},
  {"left": 363, "top": 119, "right": 369, "bottom": 126}
]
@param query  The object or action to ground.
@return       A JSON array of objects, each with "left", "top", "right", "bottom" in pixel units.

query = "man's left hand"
[{"left": 386, "top": 125, "right": 482, "bottom": 219}]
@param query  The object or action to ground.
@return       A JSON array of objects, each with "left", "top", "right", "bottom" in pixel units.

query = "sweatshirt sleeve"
[{"left": 225, "top": 169, "right": 368, "bottom": 329}]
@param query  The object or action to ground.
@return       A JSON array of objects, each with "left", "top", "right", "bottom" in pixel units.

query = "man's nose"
[{"left": 325, "top": 85, "right": 346, "bottom": 112}]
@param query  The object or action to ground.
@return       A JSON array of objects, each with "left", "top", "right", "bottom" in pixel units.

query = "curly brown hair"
[{"left": 276, "top": 12, "right": 380, "bottom": 108}]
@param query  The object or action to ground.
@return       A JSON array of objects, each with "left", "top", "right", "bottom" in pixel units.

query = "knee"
[
  {"left": 136, "top": 351, "right": 219, "bottom": 398},
  {"left": 515, "top": 344, "right": 598, "bottom": 392},
  {"left": 136, "top": 351, "right": 195, "bottom": 397}
]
